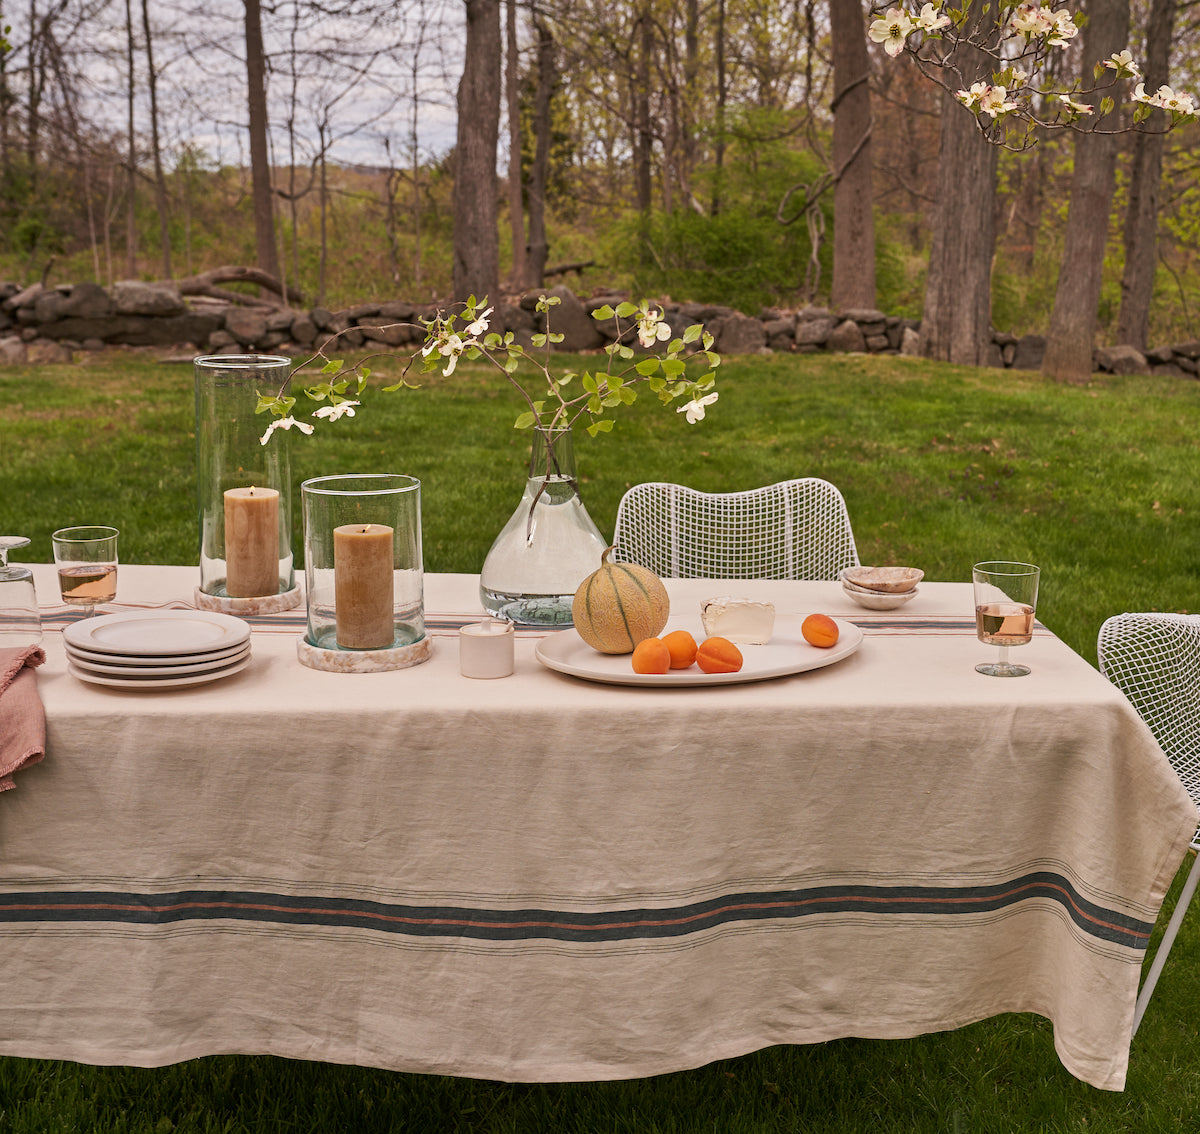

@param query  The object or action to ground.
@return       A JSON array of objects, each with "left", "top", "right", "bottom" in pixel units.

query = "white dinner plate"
[
  {"left": 67, "top": 654, "right": 251, "bottom": 690},
  {"left": 66, "top": 643, "right": 251, "bottom": 677},
  {"left": 65, "top": 639, "right": 250, "bottom": 668},
  {"left": 535, "top": 614, "right": 863, "bottom": 687},
  {"left": 64, "top": 609, "right": 251, "bottom": 657}
]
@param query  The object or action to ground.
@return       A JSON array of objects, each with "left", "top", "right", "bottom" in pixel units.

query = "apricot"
[
  {"left": 631, "top": 636, "right": 671, "bottom": 674},
  {"left": 802, "top": 613, "right": 840, "bottom": 649},
  {"left": 662, "top": 629, "right": 698, "bottom": 669},
  {"left": 696, "top": 636, "right": 744, "bottom": 674}
]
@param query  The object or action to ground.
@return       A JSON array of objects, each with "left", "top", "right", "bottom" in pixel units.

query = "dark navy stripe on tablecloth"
[{"left": 0, "top": 871, "right": 1152, "bottom": 950}]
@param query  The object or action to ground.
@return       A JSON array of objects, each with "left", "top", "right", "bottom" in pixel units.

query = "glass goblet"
[
  {"left": 973, "top": 560, "right": 1040, "bottom": 677},
  {"left": 0, "top": 536, "right": 42, "bottom": 646},
  {"left": 52, "top": 526, "right": 119, "bottom": 618}
]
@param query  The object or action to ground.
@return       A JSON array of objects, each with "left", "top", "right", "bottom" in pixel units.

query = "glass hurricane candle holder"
[
  {"left": 299, "top": 474, "right": 431, "bottom": 672},
  {"left": 194, "top": 354, "right": 301, "bottom": 614}
]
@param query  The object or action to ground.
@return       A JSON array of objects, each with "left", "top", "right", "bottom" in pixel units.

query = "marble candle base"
[
  {"left": 195, "top": 584, "right": 303, "bottom": 615},
  {"left": 296, "top": 634, "right": 433, "bottom": 672}
]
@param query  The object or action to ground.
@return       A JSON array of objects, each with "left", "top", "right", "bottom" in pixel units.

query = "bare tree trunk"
[
  {"left": 712, "top": 0, "right": 726, "bottom": 215},
  {"left": 140, "top": 0, "right": 171, "bottom": 278},
  {"left": 919, "top": 0, "right": 999, "bottom": 364},
  {"left": 453, "top": 0, "right": 501, "bottom": 302},
  {"left": 525, "top": 14, "right": 554, "bottom": 289},
  {"left": 1117, "top": 0, "right": 1174, "bottom": 351},
  {"left": 632, "top": 7, "right": 652, "bottom": 217},
  {"left": 829, "top": 0, "right": 875, "bottom": 310},
  {"left": 244, "top": 0, "right": 280, "bottom": 283},
  {"left": 410, "top": 44, "right": 423, "bottom": 289},
  {"left": 504, "top": 0, "right": 527, "bottom": 290},
  {"left": 124, "top": 0, "right": 137, "bottom": 278},
  {"left": 0, "top": 0, "right": 10, "bottom": 182},
  {"left": 318, "top": 121, "right": 328, "bottom": 307},
  {"left": 1043, "top": 0, "right": 1130, "bottom": 381}
]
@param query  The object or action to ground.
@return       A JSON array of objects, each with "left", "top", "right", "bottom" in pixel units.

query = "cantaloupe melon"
[{"left": 572, "top": 548, "right": 670, "bottom": 654}]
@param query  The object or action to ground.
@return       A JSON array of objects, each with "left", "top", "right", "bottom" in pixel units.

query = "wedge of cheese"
[{"left": 700, "top": 597, "right": 776, "bottom": 644}]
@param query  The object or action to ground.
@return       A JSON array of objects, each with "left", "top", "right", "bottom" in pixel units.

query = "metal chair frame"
[
  {"left": 610, "top": 478, "right": 860, "bottom": 580},
  {"left": 1098, "top": 611, "right": 1200, "bottom": 1035}
]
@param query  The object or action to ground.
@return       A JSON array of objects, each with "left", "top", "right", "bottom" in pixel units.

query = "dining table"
[{"left": 1, "top": 563, "right": 1195, "bottom": 1093}]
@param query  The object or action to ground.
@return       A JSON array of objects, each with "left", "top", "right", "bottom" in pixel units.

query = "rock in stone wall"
[{"left": 0, "top": 279, "right": 1192, "bottom": 381}]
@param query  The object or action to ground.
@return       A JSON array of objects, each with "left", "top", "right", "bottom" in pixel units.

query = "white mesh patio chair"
[
  {"left": 610, "top": 479, "right": 860, "bottom": 580},
  {"left": 1098, "top": 612, "right": 1200, "bottom": 1035}
]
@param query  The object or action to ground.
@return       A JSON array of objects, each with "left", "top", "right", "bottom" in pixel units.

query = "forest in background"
[{"left": 1, "top": 0, "right": 1199, "bottom": 349}]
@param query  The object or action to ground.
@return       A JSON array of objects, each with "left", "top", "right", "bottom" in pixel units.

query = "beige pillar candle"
[
  {"left": 334, "top": 523, "right": 395, "bottom": 649},
  {"left": 224, "top": 486, "right": 280, "bottom": 598}
]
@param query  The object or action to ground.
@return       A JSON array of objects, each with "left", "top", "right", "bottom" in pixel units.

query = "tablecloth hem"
[{"left": 0, "top": 1007, "right": 1126, "bottom": 1091}]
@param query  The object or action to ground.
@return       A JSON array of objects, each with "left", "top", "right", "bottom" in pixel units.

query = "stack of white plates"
[{"left": 64, "top": 609, "right": 252, "bottom": 690}]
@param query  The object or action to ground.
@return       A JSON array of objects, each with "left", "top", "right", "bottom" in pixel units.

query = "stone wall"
[{"left": 2, "top": 279, "right": 1197, "bottom": 378}]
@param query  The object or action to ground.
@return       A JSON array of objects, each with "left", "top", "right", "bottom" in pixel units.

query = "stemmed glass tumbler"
[
  {"left": 52, "top": 526, "right": 119, "bottom": 617},
  {"left": 973, "top": 561, "right": 1040, "bottom": 677},
  {"left": 0, "top": 536, "right": 42, "bottom": 646}
]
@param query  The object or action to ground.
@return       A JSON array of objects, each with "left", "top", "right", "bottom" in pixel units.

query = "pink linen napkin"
[{"left": 0, "top": 645, "right": 46, "bottom": 791}]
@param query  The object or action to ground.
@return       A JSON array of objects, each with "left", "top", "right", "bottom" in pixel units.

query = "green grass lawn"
[{"left": 1, "top": 348, "right": 1199, "bottom": 1131}]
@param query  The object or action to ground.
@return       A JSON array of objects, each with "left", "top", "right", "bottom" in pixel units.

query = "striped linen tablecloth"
[{"left": 1, "top": 565, "right": 1194, "bottom": 1091}]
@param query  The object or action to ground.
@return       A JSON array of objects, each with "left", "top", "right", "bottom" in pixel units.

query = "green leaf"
[
  {"left": 661, "top": 358, "right": 686, "bottom": 377},
  {"left": 615, "top": 301, "right": 637, "bottom": 318},
  {"left": 557, "top": 371, "right": 577, "bottom": 387},
  {"left": 532, "top": 333, "right": 547, "bottom": 347},
  {"left": 1099, "top": 96, "right": 1114, "bottom": 118},
  {"left": 587, "top": 395, "right": 603, "bottom": 414},
  {"left": 504, "top": 353, "right": 521, "bottom": 373},
  {"left": 682, "top": 324, "right": 702, "bottom": 344},
  {"left": 620, "top": 387, "right": 637, "bottom": 405},
  {"left": 617, "top": 344, "right": 635, "bottom": 360},
  {"left": 591, "top": 304, "right": 615, "bottom": 320},
  {"left": 635, "top": 358, "right": 660, "bottom": 376},
  {"left": 322, "top": 359, "right": 345, "bottom": 375},
  {"left": 586, "top": 419, "right": 615, "bottom": 437},
  {"left": 582, "top": 372, "right": 598, "bottom": 394},
  {"left": 514, "top": 411, "right": 536, "bottom": 429}
]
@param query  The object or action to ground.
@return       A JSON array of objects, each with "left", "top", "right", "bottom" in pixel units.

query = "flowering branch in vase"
[
  {"left": 868, "top": 2, "right": 1197, "bottom": 150},
  {"left": 255, "top": 294, "right": 721, "bottom": 448}
]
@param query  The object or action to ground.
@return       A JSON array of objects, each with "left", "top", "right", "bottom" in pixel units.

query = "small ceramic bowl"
[
  {"left": 841, "top": 582, "right": 920, "bottom": 610},
  {"left": 840, "top": 566, "right": 924, "bottom": 594}
]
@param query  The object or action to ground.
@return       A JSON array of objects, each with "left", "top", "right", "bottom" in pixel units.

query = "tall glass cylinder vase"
[
  {"left": 299, "top": 474, "right": 431, "bottom": 672},
  {"left": 194, "top": 354, "right": 301, "bottom": 613},
  {"left": 479, "top": 427, "right": 609, "bottom": 626}
]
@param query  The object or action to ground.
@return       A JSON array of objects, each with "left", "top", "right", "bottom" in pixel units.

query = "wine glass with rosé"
[
  {"left": 973, "top": 561, "right": 1040, "bottom": 677},
  {"left": 52, "top": 526, "right": 119, "bottom": 617}
]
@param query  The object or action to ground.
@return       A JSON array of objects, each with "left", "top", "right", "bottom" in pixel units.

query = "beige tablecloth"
[{"left": 0, "top": 566, "right": 1195, "bottom": 1091}]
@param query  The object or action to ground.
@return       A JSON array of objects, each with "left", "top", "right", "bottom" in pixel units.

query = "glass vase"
[
  {"left": 479, "top": 427, "right": 608, "bottom": 626},
  {"left": 194, "top": 354, "right": 301, "bottom": 613}
]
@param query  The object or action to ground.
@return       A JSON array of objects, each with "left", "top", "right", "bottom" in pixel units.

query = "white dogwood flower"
[
  {"left": 869, "top": 8, "right": 914, "bottom": 57},
  {"left": 676, "top": 391, "right": 719, "bottom": 424},
  {"left": 313, "top": 400, "right": 360, "bottom": 421},
  {"left": 915, "top": 3, "right": 950, "bottom": 31},
  {"left": 260, "top": 416, "right": 315, "bottom": 445}
]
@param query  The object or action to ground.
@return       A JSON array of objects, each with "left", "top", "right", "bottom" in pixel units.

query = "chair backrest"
[
  {"left": 610, "top": 478, "right": 860, "bottom": 580},
  {"left": 1098, "top": 612, "right": 1200, "bottom": 847}
]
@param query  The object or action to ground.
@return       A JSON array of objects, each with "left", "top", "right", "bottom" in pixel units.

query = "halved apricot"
[
  {"left": 631, "top": 636, "right": 672, "bottom": 674},
  {"left": 696, "top": 636, "right": 743, "bottom": 674},
  {"left": 662, "top": 629, "right": 698, "bottom": 669},
  {"left": 802, "top": 613, "right": 840, "bottom": 648}
]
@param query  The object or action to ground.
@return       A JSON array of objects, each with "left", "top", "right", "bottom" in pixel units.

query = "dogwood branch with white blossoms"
[
  {"left": 256, "top": 295, "right": 720, "bottom": 445},
  {"left": 868, "top": 0, "right": 1198, "bottom": 148}
]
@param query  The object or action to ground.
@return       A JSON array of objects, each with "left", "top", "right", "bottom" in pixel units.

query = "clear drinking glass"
[
  {"left": 0, "top": 536, "right": 42, "bottom": 646},
  {"left": 52, "top": 526, "right": 119, "bottom": 617},
  {"left": 973, "top": 560, "right": 1040, "bottom": 677}
]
